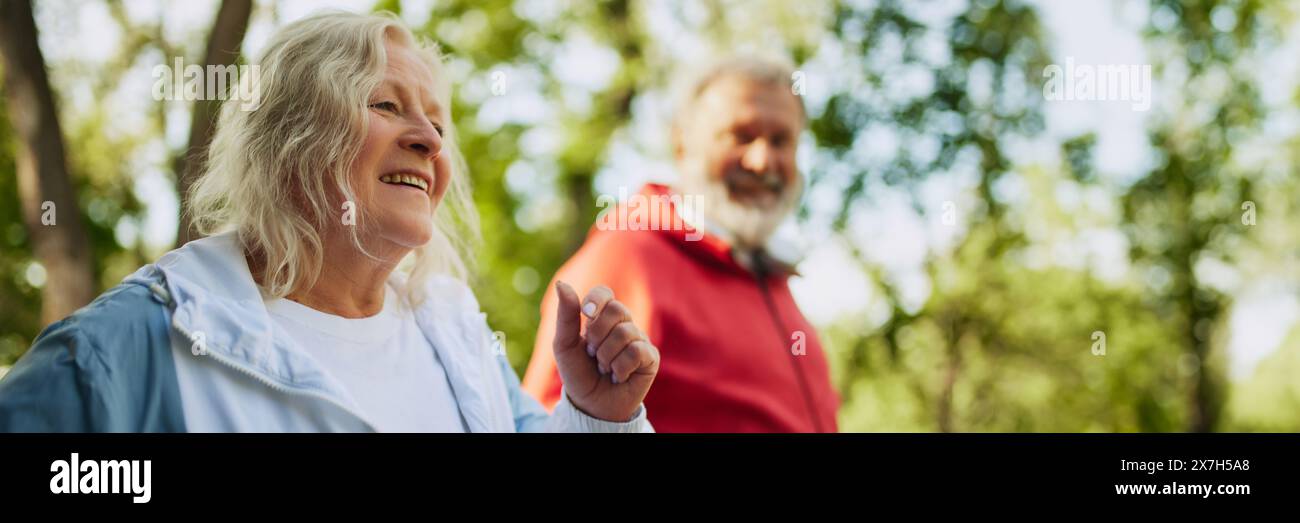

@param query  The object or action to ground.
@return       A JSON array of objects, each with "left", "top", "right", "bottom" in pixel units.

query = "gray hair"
[{"left": 670, "top": 53, "right": 807, "bottom": 132}]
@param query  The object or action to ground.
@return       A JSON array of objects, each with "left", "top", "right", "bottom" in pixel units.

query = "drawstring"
[{"left": 147, "top": 282, "right": 173, "bottom": 306}]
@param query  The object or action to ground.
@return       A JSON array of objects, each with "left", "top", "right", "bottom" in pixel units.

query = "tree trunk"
[
  {"left": 0, "top": 0, "right": 96, "bottom": 326},
  {"left": 174, "top": 0, "right": 253, "bottom": 248}
]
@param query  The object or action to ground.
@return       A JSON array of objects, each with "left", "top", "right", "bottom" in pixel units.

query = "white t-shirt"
[{"left": 264, "top": 285, "right": 467, "bottom": 432}]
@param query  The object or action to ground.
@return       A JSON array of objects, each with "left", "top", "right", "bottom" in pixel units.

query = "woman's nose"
[{"left": 400, "top": 120, "right": 442, "bottom": 160}]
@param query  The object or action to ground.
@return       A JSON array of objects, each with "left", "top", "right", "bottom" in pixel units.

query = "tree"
[
  {"left": 174, "top": 0, "right": 253, "bottom": 248},
  {"left": 1121, "top": 0, "right": 1288, "bottom": 432},
  {"left": 0, "top": 0, "right": 96, "bottom": 326}
]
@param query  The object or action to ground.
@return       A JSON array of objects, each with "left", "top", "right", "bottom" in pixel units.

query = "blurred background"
[{"left": 1, "top": 0, "right": 1298, "bottom": 432}]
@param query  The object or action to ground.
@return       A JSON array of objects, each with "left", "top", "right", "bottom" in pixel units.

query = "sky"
[{"left": 31, "top": 0, "right": 1300, "bottom": 380}]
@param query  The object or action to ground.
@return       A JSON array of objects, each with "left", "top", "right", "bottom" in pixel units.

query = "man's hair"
[
  {"left": 670, "top": 53, "right": 807, "bottom": 134},
  {"left": 188, "top": 11, "right": 478, "bottom": 308}
]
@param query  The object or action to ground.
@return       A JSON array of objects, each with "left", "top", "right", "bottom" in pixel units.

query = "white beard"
[{"left": 676, "top": 158, "right": 801, "bottom": 251}]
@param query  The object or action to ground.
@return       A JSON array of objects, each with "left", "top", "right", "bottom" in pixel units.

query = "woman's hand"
[{"left": 550, "top": 281, "right": 659, "bottom": 423}]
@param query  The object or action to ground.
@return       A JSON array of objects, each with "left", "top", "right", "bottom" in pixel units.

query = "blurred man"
[{"left": 523, "top": 56, "right": 839, "bottom": 432}]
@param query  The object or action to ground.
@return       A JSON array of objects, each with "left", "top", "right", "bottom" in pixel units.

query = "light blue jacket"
[{"left": 0, "top": 233, "right": 650, "bottom": 433}]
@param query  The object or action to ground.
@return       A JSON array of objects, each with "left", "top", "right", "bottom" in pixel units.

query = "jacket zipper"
[{"left": 754, "top": 261, "right": 825, "bottom": 433}]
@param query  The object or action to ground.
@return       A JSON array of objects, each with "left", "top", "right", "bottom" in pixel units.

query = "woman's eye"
[{"left": 370, "top": 101, "right": 398, "bottom": 112}]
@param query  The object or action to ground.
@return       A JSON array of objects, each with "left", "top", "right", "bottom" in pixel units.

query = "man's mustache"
[{"left": 724, "top": 168, "right": 785, "bottom": 193}]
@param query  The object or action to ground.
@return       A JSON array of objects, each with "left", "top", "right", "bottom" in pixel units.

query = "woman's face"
[{"left": 348, "top": 39, "right": 452, "bottom": 252}]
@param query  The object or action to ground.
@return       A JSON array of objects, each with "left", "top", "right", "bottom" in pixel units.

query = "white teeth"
[{"left": 380, "top": 173, "right": 428, "bottom": 192}]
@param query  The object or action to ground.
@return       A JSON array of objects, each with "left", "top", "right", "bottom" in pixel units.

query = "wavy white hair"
[{"left": 188, "top": 11, "right": 478, "bottom": 307}]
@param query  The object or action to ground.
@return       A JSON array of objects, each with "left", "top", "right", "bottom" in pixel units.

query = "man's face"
[{"left": 675, "top": 74, "right": 804, "bottom": 248}]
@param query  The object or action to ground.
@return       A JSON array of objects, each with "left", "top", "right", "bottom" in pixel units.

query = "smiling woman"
[
  {"left": 0, "top": 11, "right": 660, "bottom": 433},
  {"left": 187, "top": 11, "right": 471, "bottom": 310}
]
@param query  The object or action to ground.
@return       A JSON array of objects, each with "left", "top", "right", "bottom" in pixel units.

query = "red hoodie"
[{"left": 523, "top": 184, "right": 839, "bottom": 432}]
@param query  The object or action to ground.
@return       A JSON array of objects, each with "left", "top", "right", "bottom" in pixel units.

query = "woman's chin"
[{"left": 378, "top": 222, "right": 435, "bottom": 249}]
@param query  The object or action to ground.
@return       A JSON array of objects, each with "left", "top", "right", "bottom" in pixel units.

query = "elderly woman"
[{"left": 0, "top": 12, "right": 658, "bottom": 432}]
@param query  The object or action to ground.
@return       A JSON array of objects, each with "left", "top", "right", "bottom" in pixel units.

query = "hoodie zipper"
[
  {"left": 170, "top": 318, "right": 380, "bottom": 432},
  {"left": 753, "top": 259, "right": 825, "bottom": 433}
]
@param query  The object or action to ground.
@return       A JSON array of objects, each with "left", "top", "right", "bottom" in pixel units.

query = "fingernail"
[
  {"left": 586, "top": 343, "right": 595, "bottom": 357},
  {"left": 582, "top": 302, "right": 596, "bottom": 318}
]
